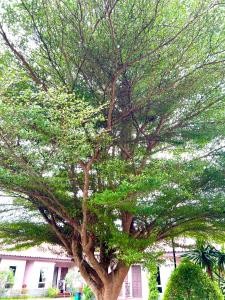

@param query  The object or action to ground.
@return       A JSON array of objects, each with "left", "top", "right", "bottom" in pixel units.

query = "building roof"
[{"left": 0, "top": 245, "right": 73, "bottom": 263}]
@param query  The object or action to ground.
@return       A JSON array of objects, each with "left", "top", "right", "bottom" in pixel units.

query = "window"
[{"left": 38, "top": 269, "right": 46, "bottom": 288}]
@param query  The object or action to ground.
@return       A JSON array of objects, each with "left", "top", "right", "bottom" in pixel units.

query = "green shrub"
[
  {"left": 83, "top": 285, "right": 94, "bottom": 300},
  {"left": 0, "top": 270, "right": 14, "bottom": 294},
  {"left": 47, "top": 287, "right": 59, "bottom": 297},
  {"left": 163, "top": 260, "right": 223, "bottom": 300},
  {"left": 146, "top": 262, "right": 159, "bottom": 300}
]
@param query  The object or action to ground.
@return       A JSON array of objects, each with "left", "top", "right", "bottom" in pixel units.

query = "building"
[
  {"left": 0, "top": 247, "right": 73, "bottom": 297},
  {"left": 0, "top": 246, "right": 179, "bottom": 299}
]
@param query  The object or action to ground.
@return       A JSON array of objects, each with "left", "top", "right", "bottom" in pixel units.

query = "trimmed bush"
[
  {"left": 163, "top": 260, "right": 223, "bottom": 300},
  {"left": 47, "top": 287, "right": 59, "bottom": 297}
]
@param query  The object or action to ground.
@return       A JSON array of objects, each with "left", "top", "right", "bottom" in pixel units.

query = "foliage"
[
  {"left": 65, "top": 269, "right": 83, "bottom": 293},
  {"left": 214, "top": 250, "right": 225, "bottom": 294},
  {"left": 182, "top": 240, "right": 216, "bottom": 279},
  {"left": 0, "top": 0, "right": 224, "bottom": 299},
  {"left": 65, "top": 270, "right": 76, "bottom": 291},
  {"left": 163, "top": 260, "right": 223, "bottom": 300},
  {"left": 214, "top": 247, "right": 225, "bottom": 277},
  {"left": 146, "top": 261, "right": 159, "bottom": 300},
  {"left": 83, "top": 285, "right": 95, "bottom": 300},
  {"left": 183, "top": 240, "right": 225, "bottom": 293},
  {"left": 0, "top": 270, "right": 14, "bottom": 295},
  {"left": 47, "top": 287, "right": 59, "bottom": 298}
]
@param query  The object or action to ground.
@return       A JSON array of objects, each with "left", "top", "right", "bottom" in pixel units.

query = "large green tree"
[{"left": 0, "top": 1, "right": 225, "bottom": 299}]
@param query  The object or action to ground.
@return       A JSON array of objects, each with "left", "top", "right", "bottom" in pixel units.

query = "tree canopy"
[{"left": 0, "top": 1, "right": 224, "bottom": 299}]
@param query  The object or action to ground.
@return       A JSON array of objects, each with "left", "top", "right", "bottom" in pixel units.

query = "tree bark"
[
  {"left": 206, "top": 265, "right": 213, "bottom": 280},
  {"left": 95, "top": 282, "right": 124, "bottom": 300},
  {"left": 93, "top": 265, "right": 129, "bottom": 300}
]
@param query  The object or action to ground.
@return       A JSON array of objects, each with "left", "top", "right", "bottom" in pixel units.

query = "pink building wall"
[{"left": 0, "top": 248, "right": 180, "bottom": 299}]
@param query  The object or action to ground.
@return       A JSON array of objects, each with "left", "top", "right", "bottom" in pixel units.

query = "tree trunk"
[
  {"left": 95, "top": 284, "right": 122, "bottom": 300},
  {"left": 206, "top": 265, "right": 213, "bottom": 280},
  {"left": 94, "top": 267, "right": 129, "bottom": 300}
]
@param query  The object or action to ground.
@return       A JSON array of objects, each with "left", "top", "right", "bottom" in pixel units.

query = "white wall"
[
  {"left": 160, "top": 261, "right": 174, "bottom": 293},
  {"left": 23, "top": 261, "right": 34, "bottom": 287},
  {"left": 141, "top": 268, "right": 149, "bottom": 300},
  {"left": 0, "top": 259, "right": 26, "bottom": 289},
  {"left": 25, "top": 261, "right": 55, "bottom": 289}
]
